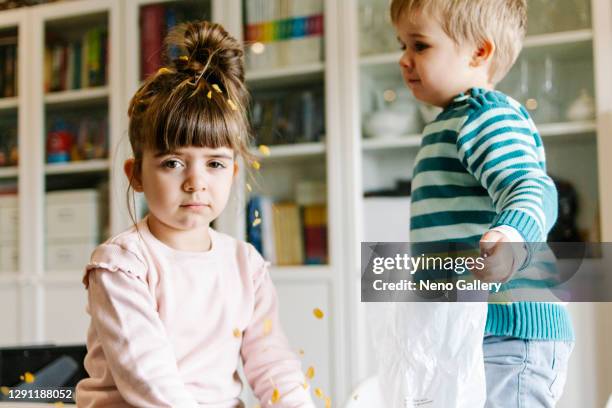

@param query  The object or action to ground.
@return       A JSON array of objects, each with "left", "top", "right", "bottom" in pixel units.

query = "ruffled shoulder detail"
[{"left": 83, "top": 243, "right": 147, "bottom": 288}]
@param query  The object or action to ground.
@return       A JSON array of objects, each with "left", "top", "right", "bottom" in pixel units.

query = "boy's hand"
[{"left": 472, "top": 230, "right": 515, "bottom": 283}]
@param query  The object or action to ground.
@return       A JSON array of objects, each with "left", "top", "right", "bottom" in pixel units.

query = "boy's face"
[{"left": 395, "top": 10, "right": 482, "bottom": 107}]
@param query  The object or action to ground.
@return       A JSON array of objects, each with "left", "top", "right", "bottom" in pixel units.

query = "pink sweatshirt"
[{"left": 75, "top": 218, "right": 315, "bottom": 408}]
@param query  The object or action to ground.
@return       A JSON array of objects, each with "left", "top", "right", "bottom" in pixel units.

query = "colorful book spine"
[
  {"left": 303, "top": 204, "right": 327, "bottom": 264},
  {"left": 243, "top": 0, "right": 324, "bottom": 69}
]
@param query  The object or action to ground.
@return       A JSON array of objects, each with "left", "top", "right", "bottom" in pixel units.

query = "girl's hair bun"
[{"left": 166, "top": 21, "right": 245, "bottom": 86}]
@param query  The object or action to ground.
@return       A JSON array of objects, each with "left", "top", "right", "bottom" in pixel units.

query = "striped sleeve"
[{"left": 456, "top": 102, "right": 558, "bottom": 242}]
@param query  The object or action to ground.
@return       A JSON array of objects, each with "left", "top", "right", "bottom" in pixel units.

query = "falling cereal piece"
[
  {"left": 207, "top": 90, "right": 213, "bottom": 99},
  {"left": 302, "top": 382, "right": 309, "bottom": 390},
  {"left": 270, "top": 388, "right": 281, "bottom": 404},
  {"left": 313, "top": 308, "right": 324, "bottom": 319},
  {"left": 228, "top": 99, "right": 238, "bottom": 111},
  {"left": 298, "top": 348, "right": 305, "bottom": 356},
  {"left": 263, "top": 318, "right": 273, "bottom": 335},
  {"left": 23, "top": 372, "right": 35, "bottom": 383},
  {"left": 246, "top": 183, "right": 253, "bottom": 192},
  {"left": 0, "top": 386, "right": 9, "bottom": 396},
  {"left": 314, "top": 387, "right": 324, "bottom": 399},
  {"left": 252, "top": 161, "right": 261, "bottom": 170},
  {"left": 179, "top": 55, "right": 189, "bottom": 61},
  {"left": 325, "top": 396, "right": 332, "bottom": 408},
  {"left": 212, "top": 84, "right": 222, "bottom": 93},
  {"left": 233, "top": 328, "right": 242, "bottom": 338},
  {"left": 258, "top": 145, "right": 271, "bottom": 156},
  {"left": 157, "top": 67, "right": 172, "bottom": 75},
  {"left": 305, "top": 366, "right": 315, "bottom": 380},
  {"left": 252, "top": 218, "right": 262, "bottom": 227}
]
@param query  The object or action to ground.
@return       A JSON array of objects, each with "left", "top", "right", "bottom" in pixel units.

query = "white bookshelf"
[
  {"left": 0, "top": 166, "right": 18, "bottom": 178},
  {"left": 250, "top": 141, "right": 326, "bottom": 160},
  {"left": 44, "top": 86, "right": 109, "bottom": 105},
  {"left": 0, "top": 96, "right": 18, "bottom": 110},
  {"left": 246, "top": 62, "right": 325, "bottom": 88},
  {"left": 44, "top": 158, "right": 110, "bottom": 175}
]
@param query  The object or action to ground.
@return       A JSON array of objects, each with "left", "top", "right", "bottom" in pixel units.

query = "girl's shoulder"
[{"left": 83, "top": 223, "right": 148, "bottom": 288}]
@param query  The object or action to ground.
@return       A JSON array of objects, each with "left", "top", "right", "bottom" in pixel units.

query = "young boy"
[{"left": 389, "top": 0, "right": 574, "bottom": 406}]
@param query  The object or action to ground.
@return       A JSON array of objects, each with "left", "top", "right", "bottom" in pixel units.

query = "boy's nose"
[{"left": 399, "top": 50, "right": 414, "bottom": 71}]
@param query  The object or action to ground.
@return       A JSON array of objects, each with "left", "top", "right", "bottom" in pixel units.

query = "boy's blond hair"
[{"left": 390, "top": 0, "right": 527, "bottom": 84}]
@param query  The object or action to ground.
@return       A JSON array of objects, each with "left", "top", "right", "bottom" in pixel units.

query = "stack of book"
[
  {"left": 248, "top": 197, "right": 328, "bottom": 266},
  {"left": 44, "top": 27, "right": 107, "bottom": 92},
  {"left": 251, "top": 85, "right": 325, "bottom": 145},
  {"left": 243, "top": 0, "right": 324, "bottom": 70},
  {"left": 246, "top": 181, "right": 328, "bottom": 266},
  {"left": 0, "top": 36, "right": 17, "bottom": 98}
]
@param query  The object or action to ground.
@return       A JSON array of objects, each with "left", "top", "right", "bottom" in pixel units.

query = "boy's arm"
[
  {"left": 87, "top": 268, "right": 199, "bottom": 408},
  {"left": 241, "top": 257, "right": 315, "bottom": 408},
  {"left": 456, "top": 102, "right": 558, "bottom": 244}
]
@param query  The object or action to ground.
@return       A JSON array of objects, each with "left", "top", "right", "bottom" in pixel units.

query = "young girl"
[{"left": 75, "top": 21, "right": 315, "bottom": 408}]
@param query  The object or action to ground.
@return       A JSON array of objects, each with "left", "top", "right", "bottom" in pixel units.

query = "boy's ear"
[
  {"left": 124, "top": 158, "right": 144, "bottom": 193},
  {"left": 471, "top": 39, "right": 495, "bottom": 67}
]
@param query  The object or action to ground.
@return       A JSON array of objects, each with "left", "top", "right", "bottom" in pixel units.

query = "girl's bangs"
[{"left": 148, "top": 93, "right": 242, "bottom": 154}]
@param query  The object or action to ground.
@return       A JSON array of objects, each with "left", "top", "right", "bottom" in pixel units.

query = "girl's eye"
[
  {"left": 163, "top": 159, "right": 183, "bottom": 169},
  {"left": 209, "top": 161, "right": 226, "bottom": 169},
  {"left": 414, "top": 42, "right": 429, "bottom": 52}
]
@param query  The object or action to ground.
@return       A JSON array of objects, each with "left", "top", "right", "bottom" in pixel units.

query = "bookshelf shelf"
[
  {"left": 0, "top": 275, "right": 20, "bottom": 285},
  {"left": 539, "top": 120, "right": 597, "bottom": 137},
  {"left": 0, "top": 166, "right": 18, "bottom": 178},
  {"left": 0, "top": 97, "right": 18, "bottom": 111},
  {"left": 359, "top": 30, "right": 594, "bottom": 69},
  {"left": 357, "top": 121, "right": 596, "bottom": 152},
  {"left": 362, "top": 134, "right": 422, "bottom": 151},
  {"left": 251, "top": 142, "right": 326, "bottom": 160},
  {"left": 523, "top": 29, "right": 593, "bottom": 48},
  {"left": 44, "top": 86, "right": 109, "bottom": 106},
  {"left": 44, "top": 158, "right": 109, "bottom": 175},
  {"left": 246, "top": 62, "right": 325, "bottom": 88}
]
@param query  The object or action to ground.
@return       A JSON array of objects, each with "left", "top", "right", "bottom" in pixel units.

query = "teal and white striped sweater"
[{"left": 410, "top": 88, "right": 574, "bottom": 341}]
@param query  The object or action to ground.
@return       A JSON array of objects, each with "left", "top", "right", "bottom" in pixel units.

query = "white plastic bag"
[{"left": 368, "top": 302, "right": 487, "bottom": 408}]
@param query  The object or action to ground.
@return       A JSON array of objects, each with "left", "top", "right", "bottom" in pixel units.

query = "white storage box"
[
  {"left": 0, "top": 244, "right": 18, "bottom": 272},
  {"left": 45, "top": 189, "right": 99, "bottom": 240},
  {"left": 46, "top": 240, "right": 96, "bottom": 271},
  {"left": 0, "top": 195, "right": 18, "bottom": 244}
]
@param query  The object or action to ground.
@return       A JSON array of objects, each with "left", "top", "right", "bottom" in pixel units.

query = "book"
[
  {"left": 303, "top": 204, "right": 327, "bottom": 264},
  {"left": 272, "top": 202, "right": 304, "bottom": 265}
]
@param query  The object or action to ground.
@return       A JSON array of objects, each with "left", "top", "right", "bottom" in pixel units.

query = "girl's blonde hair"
[
  {"left": 390, "top": 0, "right": 527, "bottom": 84},
  {"left": 126, "top": 21, "right": 254, "bottom": 224}
]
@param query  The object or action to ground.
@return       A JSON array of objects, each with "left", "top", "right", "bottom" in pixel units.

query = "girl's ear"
[
  {"left": 124, "top": 158, "right": 144, "bottom": 193},
  {"left": 471, "top": 39, "right": 495, "bottom": 67}
]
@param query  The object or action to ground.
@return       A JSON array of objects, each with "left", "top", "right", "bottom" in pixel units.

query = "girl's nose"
[{"left": 183, "top": 170, "right": 207, "bottom": 192}]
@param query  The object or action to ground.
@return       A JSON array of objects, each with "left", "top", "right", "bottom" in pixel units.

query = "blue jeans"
[{"left": 483, "top": 334, "right": 574, "bottom": 408}]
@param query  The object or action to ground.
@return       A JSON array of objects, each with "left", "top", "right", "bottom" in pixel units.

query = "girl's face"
[{"left": 130, "top": 145, "right": 236, "bottom": 244}]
